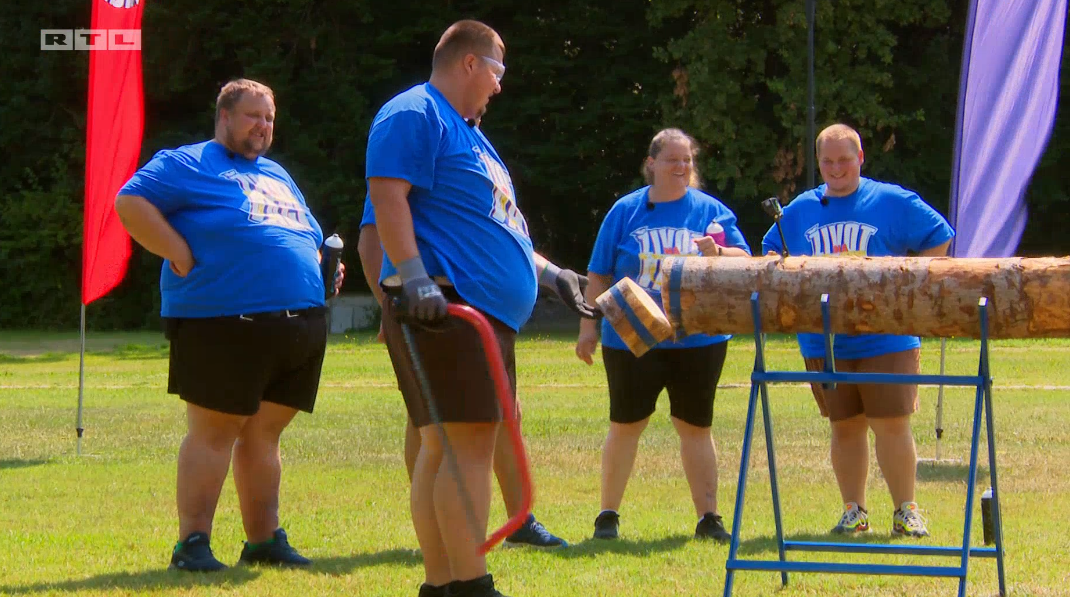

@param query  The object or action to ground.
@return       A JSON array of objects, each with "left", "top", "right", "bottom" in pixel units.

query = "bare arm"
[
  {"left": 918, "top": 240, "right": 952, "bottom": 257},
  {"left": 367, "top": 176, "right": 448, "bottom": 322},
  {"left": 580, "top": 272, "right": 612, "bottom": 335},
  {"left": 532, "top": 251, "right": 561, "bottom": 288},
  {"left": 533, "top": 251, "right": 599, "bottom": 318},
  {"left": 575, "top": 271, "right": 611, "bottom": 364},
  {"left": 114, "top": 194, "right": 194, "bottom": 276},
  {"left": 357, "top": 224, "right": 387, "bottom": 307},
  {"left": 367, "top": 177, "right": 420, "bottom": 267},
  {"left": 694, "top": 236, "right": 750, "bottom": 257}
]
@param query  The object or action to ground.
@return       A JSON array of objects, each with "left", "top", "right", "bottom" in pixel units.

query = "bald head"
[{"left": 432, "top": 20, "right": 503, "bottom": 72}]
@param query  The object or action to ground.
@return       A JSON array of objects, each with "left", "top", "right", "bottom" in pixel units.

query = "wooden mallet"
[{"left": 595, "top": 277, "right": 675, "bottom": 357}]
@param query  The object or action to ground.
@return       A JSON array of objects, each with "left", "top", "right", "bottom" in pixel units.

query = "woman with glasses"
[{"left": 576, "top": 128, "right": 751, "bottom": 542}]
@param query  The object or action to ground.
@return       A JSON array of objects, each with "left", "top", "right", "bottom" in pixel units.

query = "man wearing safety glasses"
[{"left": 366, "top": 19, "right": 595, "bottom": 597}]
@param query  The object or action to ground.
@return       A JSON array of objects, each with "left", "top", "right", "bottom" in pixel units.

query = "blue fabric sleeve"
[
  {"left": 365, "top": 109, "right": 440, "bottom": 190},
  {"left": 117, "top": 151, "right": 186, "bottom": 215},
  {"left": 360, "top": 192, "right": 375, "bottom": 227},
  {"left": 894, "top": 191, "right": 956, "bottom": 253},
  {"left": 720, "top": 212, "right": 752, "bottom": 254},
  {"left": 588, "top": 203, "right": 623, "bottom": 275},
  {"left": 761, "top": 223, "right": 782, "bottom": 255}
]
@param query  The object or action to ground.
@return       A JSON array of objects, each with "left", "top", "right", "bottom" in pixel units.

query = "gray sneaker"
[{"left": 593, "top": 511, "right": 619, "bottom": 539}]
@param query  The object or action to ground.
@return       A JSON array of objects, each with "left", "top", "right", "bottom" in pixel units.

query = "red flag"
[{"left": 82, "top": 0, "right": 145, "bottom": 305}]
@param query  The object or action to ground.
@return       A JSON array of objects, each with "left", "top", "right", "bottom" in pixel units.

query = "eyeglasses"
[{"left": 481, "top": 56, "right": 506, "bottom": 83}]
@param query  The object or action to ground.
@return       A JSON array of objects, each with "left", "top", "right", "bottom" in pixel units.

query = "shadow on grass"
[
  {"left": 0, "top": 458, "right": 49, "bottom": 471},
  {"left": 0, "top": 353, "right": 69, "bottom": 364},
  {"left": 0, "top": 549, "right": 423, "bottom": 594},
  {"left": 551, "top": 534, "right": 691, "bottom": 559},
  {"left": 0, "top": 567, "right": 261, "bottom": 595},
  {"left": 917, "top": 461, "right": 987, "bottom": 484},
  {"left": 110, "top": 343, "right": 170, "bottom": 360},
  {"left": 312, "top": 548, "right": 423, "bottom": 575}
]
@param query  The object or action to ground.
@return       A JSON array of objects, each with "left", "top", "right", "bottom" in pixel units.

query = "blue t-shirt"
[
  {"left": 118, "top": 140, "right": 326, "bottom": 318},
  {"left": 588, "top": 187, "right": 752, "bottom": 350},
  {"left": 365, "top": 83, "right": 538, "bottom": 332},
  {"left": 360, "top": 192, "right": 374, "bottom": 228},
  {"left": 761, "top": 177, "right": 955, "bottom": 359}
]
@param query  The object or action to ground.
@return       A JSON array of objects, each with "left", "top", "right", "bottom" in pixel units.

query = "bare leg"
[
  {"left": 412, "top": 426, "right": 451, "bottom": 586},
  {"left": 869, "top": 415, "right": 918, "bottom": 507},
  {"left": 830, "top": 414, "right": 870, "bottom": 509},
  {"left": 600, "top": 418, "right": 649, "bottom": 511},
  {"left": 176, "top": 403, "right": 246, "bottom": 540},
  {"left": 433, "top": 422, "right": 498, "bottom": 582},
  {"left": 672, "top": 417, "right": 719, "bottom": 517},
  {"left": 232, "top": 401, "right": 299, "bottom": 543}
]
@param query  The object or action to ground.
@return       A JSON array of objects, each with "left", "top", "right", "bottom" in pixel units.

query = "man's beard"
[{"left": 227, "top": 128, "right": 270, "bottom": 157}]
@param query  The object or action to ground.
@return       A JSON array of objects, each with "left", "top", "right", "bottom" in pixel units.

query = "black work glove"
[
  {"left": 540, "top": 262, "right": 600, "bottom": 319},
  {"left": 395, "top": 257, "right": 448, "bottom": 324}
]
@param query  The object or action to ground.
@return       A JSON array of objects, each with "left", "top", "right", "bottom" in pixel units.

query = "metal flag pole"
[
  {"left": 806, "top": 0, "right": 816, "bottom": 189},
  {"left": 936, "top": 337, "right": 947, "bottom": 461},
  {"left": 76, "top": 303, "right": 87, "bottom": 456}
]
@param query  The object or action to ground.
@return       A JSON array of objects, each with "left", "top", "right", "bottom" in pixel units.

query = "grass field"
[{"left": 2, "top": 330, "right": 1069, "bottom": 596}]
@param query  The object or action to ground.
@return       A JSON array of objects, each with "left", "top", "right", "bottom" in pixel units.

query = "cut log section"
[
  {"left": 595, "top": 277, "right": 674, "bottom": 357},
  {"left": 659, "top": 255, "right": 1070, "bottom": 339}
]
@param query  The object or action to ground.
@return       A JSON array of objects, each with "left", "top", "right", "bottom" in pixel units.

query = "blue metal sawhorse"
[{"left": 722, "top": 292, "right": 1007, "bottom": 597}]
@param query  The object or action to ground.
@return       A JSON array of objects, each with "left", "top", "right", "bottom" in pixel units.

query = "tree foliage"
[{"left": 0, "top": 0, "right": 1066, "bottom": 329}]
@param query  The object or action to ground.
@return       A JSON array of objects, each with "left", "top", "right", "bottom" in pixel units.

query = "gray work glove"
[{"left": 395, "top": 256, "right": 448, "bottom": 324}]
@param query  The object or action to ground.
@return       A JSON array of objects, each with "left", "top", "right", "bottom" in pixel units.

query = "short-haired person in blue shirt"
[
  {"left": 761, "top": 123, "right": 955, "bottom": 539},
  {"left": 577, "top": 128, "right": 751, "bottom": 543},
  {"left": 366, "top": 20, "right": 595, "bottom": 597},
  {"left": 357, "top": 180, "right": 570, "bottom": 552},
  {"left": 114, "top": 79, "right": 342, "bottom": 572}
]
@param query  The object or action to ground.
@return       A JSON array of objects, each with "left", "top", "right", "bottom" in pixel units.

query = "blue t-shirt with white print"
[
  {"left": 118, "top": 140, "right": 325, "bottom": 318},
  {"left": 365, "top": 83, "right": 538, "bottom": 332},
  {"left": 588, "top": 186, "right": 752, "bottom": 351},
  {"left": 761, "top": 177, "right": 955, "bottom": 359},
  {"left": 360, "top": 191, "right": 374, "bottom": 228}
]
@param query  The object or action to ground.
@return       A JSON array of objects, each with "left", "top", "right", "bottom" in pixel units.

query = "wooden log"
[
  {"left": 659, "top": 255, "right": 1070, "bottom": 339},
  {"left": 595, "top": 277, "right": 675, "bottom": 357}
]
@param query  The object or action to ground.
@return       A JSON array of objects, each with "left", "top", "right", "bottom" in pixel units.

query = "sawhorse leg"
[{"left": 724, "top": 293, "right": 789, "bottom": 597}]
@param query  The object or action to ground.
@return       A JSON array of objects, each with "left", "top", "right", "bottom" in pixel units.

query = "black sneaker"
[
  {"left": 445, "top": 574, "right": 507, "bottom": 596},
  {"left": 593, "top": 511, "right": 619, "bottom": 539},
  {"left": 238, "top": 528, "right": 312, "bottom": 567},
  {"left": 503, "top": 514, "right": 569, "bottom": 548},
  {"left": 694, "top": 513, "right": 731, "bottom": 542},
  {"left": 419, "top": 583, "right": 448, "bottom": 597},
  {"left": 169, "top": 531, "right": 227, "bottom": 572}
]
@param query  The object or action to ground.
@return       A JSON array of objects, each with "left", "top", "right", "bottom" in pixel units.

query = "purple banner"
[{"left": 949, "top": 0, "right": 1067, "bottom": 257}]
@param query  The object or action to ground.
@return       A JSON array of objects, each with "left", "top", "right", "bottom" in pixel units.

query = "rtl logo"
[{"left": 40, "top": 29, "right": 142, "bottom": 51}]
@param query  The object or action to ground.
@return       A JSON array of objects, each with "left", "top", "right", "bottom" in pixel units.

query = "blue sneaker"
[
  {"left": 238, "top": 528, "right": 312, "bottom": 567},
  {"left": 169, "top": 531, "right": 226, "bottom": 572},
  {"left": 503, "top": 514, "right": 568, "bottom": 548}
]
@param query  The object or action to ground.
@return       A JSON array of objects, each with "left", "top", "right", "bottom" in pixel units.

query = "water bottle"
[
  {"left": 322, "top": 234, "right": 344, "bottom": 299},
  {"left": 980, "top": 487, "right": 994, "bottom": 545},
  {"left": 704, "top": 221, "right": 727, "bottom": 245}
]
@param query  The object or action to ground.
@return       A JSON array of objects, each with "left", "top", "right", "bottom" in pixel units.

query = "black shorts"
[
  {"left": 380, "top": 287, "right": 517, "bottom": 428},
  {"left": 163, "top": 307, "right": 328, "bottom": 417},
  {"left": 602, "top": 342, "right": 729, "bottom": 428}
]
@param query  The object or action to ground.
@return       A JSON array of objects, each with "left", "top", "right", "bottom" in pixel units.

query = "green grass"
[{"left": 2, "top": 331, "right": 1069, "bottom": 596}]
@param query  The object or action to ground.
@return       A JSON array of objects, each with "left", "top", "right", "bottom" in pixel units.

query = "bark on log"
[
  {"left": 595, "top": 277, "right": 674, "bottom": 357},
  {"left": 659, "top": 255, "right": 1070, "bottom": 339}
]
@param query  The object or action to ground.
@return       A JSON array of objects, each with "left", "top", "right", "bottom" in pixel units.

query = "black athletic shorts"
[
  {"left": 602, "top": 342, "right": 729, "bottom": 428},
  {"left": 163, "top": 306, "right": 328, "bottom": 417},
  {"left": 380, "top": 286, "right": 517, "bottom": 428}
]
